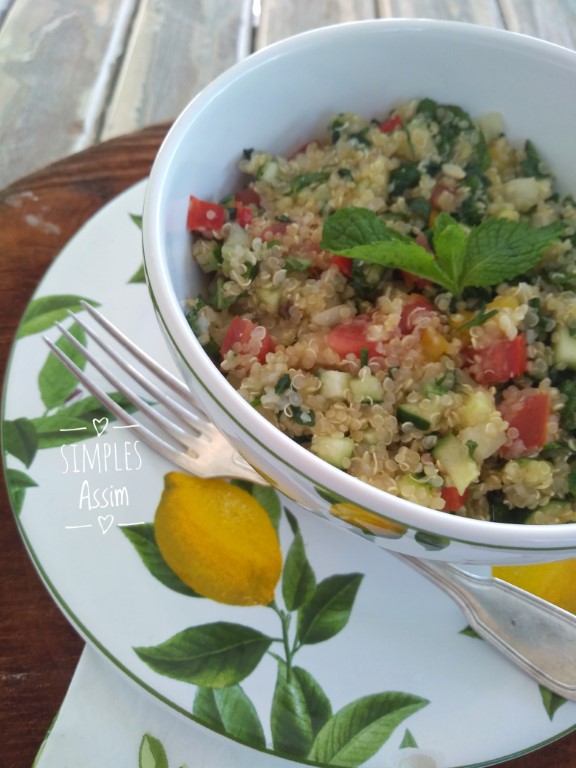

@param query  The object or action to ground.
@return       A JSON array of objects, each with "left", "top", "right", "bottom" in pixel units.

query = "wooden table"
[
  {"left": 1, "top": 0, "right": 576, "bottom": 191},
  {"left": 2, "top": 2, "right": 576, "bottom": 767}
]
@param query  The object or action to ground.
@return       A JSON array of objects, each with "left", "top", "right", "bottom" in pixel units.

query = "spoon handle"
[{"left": 396, "top": 553, "right": 576, "bottom": 700}]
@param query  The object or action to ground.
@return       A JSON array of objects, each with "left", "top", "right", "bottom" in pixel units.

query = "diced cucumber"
[
  {"left": 350, "top": 374, "right": 384, "bottom": 403},
  {"left": 553, "top": 325, "right": 576, "bottom": 370},
  {"left": 433, "top": 434, "right": 480, "bottom": 495},
  {"left": 318, "top": 369, "right": 351, "bottom": 400},
  {"left": 396, "top": 405, "right": 431, "bottom": 431},
  {"left": 525, "top": 500, "right": 576, "bottom": 525},
  {"left": 458, "top": 421, "right": 507, "bottom": 462},
  {"left": 260, "top": 160, "right": 279, "bottom": 183},
  {"left": 193, "top": 239, "right": 221, "bottom": 273},
  {"left": 256, "top": 287, "right": 281, "bottom": 314},
  {"left": 457, "top": 390, "right": 496, "bottom": 428},
  {"left": 311, "top": 434, "right": 354, "bottom": 468}
]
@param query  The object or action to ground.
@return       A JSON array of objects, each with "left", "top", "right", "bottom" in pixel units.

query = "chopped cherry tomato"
[
  {"left": 329, "top": 254, "right": 353, "bottom": 277},
  {"left": 186, "top": 195, "right": 227, "bottom": 234},
  {"left": 232, "top": 202, "right": 253, "bottom": 227},
  {"left": 498, "top": 389, "right": 551, "bottom": 458},
  {"left": 221, "top": 317, "right": 274, "bottom": 364},
  {"left": 399, "top": 295, "right": 435, "bottom": 334},
  {"left": 234, "top": 187, "right": 261, "bottom": 206},
  {"left": 258, "top": 221, "right": 288, "bottom": 241},
  {"left": 466, "top": 334, "right": 527, "bottom": 386},
  {"left": 327, "top": 315, "right": 380, "bottom": 358},
  {"left": 400, "top": 270, "right": 433, "bottom": 291},
  {"left": 441, "top": 486, "right": 470, "bottom": 512},
  {"left": 379, "top": 115, "right": 403, "bottom": 133}
]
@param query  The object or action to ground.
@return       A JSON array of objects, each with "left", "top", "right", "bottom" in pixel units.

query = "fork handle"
[{"left": 396, "top": 553, "right": 576, "bottom": 700}]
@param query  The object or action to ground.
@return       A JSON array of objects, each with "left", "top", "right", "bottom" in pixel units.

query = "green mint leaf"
[
  {"left": 460, "top": 218, "right": 564, "bottom": 289},
  {"left": 321, "top": 206, "right": 564, "bottom": 297},
  {"left": 321, "top": 207, "right": 451, "bottom": 289},
  {"left": 432, "top": 213, "right": 468, "bottom": 287},
  {"left": 320, "top": 206, "right": 401, "bottom": 250}
]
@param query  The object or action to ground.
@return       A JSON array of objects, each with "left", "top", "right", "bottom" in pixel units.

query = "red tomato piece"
[
  {"left": 379, "top": 115, "right": 403, "bottom": 133},
  {"left": 233, "top": 203, "right": 253, "bottom": 227},
  {"left": 327, "top": 315, "right": 380, "bottom": 358},
  {"left": 399, "top": 295, "right": 435, "bottom": 334},
  {"left": 400, "top": 270, "right": 433, "bottom": 291},
  {"left": 258, "top": 221, "right": 288, "bottom": 241},
  {"left": 234, "top": 187, "right": 261, "bottom": 206},
  {"left": 498, "top": 390, "right": 551, "bottom": 458},
  {"left": 186, "top": 195, "right": 227, "bottom": 234},
  {"left": 441, "top": 486, "right": 470, "bottom": 512},
  {"left": 221, "top": 317, "right": 274, "bottom": 364},
  {"left": 467, "top": 334, "right": 527, "bottom": 386},
  {"left": 329, "top": 254, "right": 353, "bottom": 277}
]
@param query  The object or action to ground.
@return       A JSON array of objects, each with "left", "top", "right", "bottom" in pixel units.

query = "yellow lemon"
[
  {"left": 154, "top": 472, "right": 282, "bottom": 606},
  {"left": 493, "top": 559, "right": 576, "bottom": 614}
]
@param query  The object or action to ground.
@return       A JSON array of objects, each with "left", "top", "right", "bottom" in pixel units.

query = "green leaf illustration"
[
  {"left": 282, "top": 530, "right": 316, "bottom": 611},
  {"left": 540, "top": 685, "right": 567, "bottom": 720},
  {"left": 460, "top": 625, "right": 481, "bottom": 639},
  {"left": 308, "top": 691, "right": 429, "bottom": 766},
  {"left": 400, "top": 728, "right": 418, "bottom": 748},
  {"left": 293, "top": 666, "right": 333, "bottom": 738},
  {"left": 271, "top": 659, "right": 316, "bottom": 757},
  {"left": 129, "top": 264, "right": 147, "bottom": 284},
  {"left": 252, "top": 483, "right": 282, "bottom": 532},
  {"left": 232, "top": 480, "right": 282, "bottom": 534},
  {"left": 130, "top": 212, "right": 143, "bottom": 229},
  {"left": 139, "top": 733, "right": 169, "bottom": 768},
  {"left": 17, "top": 294, "right": 99, "bottom": 338},
  {"left": 2, "top": 417, "right": 38, "bottom": 467},
  {"left": 4, "top": 468, "right": 37, "bottom": 516},
  {"left": 193, "top": 685, "right": 266, "bottom": 748},
  {"left": 30, "top": 392, "right": 137, "bottom": 448},
  {"left": 38, "top": 322, "right": 87, "bottom": 410},
  {"left": 121, "top": 523, "right": 201, "bottom": 596},
  {"left": 134, "top": 622, "right": 273, "bottom": 688},
  {"left": 297, "top": 573, "right": 363, "bottom": 646}
]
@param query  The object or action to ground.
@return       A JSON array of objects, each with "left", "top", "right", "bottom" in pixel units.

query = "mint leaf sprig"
[{"left": 320, "top": 207, "right": 564, "bottom": 296}]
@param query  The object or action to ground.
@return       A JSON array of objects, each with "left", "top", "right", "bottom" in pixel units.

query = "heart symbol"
[
  {"left": 93, "top": 417, "right": 109, "bottom": 437},
  {"left": 98, "top": 515, "right": 114, "bottom": 535}
]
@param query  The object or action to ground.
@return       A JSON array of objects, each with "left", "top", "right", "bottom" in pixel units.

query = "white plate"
[{"left": 3, "top": 181, "right": 576, "bottom": 768}]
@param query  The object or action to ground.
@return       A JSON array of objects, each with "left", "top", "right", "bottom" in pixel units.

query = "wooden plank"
[
  {"left": 377, "top": 0, "right": 504, "bottom": 26},
  {"left": 0, "top": 0, "right": 138, "bottom": 191},
  {"left": 255, "top": 0, "right": 376, "bottom": 49},
  {"left": 499, "top": 0, "right": 576, "bottom": 47},
  {"left": 99, "top": 0, "right": 250, "bottom": 142}
]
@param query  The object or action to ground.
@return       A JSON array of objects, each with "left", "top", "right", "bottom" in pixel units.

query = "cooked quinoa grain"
[{"left": 185, "top": 98, "right": 576, "bottom": 524}]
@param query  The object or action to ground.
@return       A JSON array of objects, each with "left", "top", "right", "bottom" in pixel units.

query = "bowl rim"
[{"left": 143, "top": 17, "right": 576, "bottom": 551}]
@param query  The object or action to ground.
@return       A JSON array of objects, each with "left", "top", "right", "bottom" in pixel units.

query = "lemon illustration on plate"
[
  {"left": 493, "top": 559, "right": 576, "bottom": 614},
  {"left": 154, "top": 472, "right": 282, "bottom": 606}
]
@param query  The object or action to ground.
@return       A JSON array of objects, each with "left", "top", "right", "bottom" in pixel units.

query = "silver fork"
[{"left": 45, "top": 301, "right": 576, "bottom": 701}]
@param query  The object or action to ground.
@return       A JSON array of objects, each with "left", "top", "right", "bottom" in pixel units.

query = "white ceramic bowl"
[{"left": 143, "top": 19, "right": 576, "bottom": 564}]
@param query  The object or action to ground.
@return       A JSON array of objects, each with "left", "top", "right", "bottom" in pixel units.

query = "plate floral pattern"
[{"left": 4, "top": 181, "right": 576, "bottom": 768}]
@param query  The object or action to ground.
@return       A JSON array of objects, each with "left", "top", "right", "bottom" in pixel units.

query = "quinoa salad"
[{"left": 184, "top": 97, "right": 576, "bottom": 524}]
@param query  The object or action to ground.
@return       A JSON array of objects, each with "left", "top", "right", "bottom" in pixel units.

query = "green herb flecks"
[
  {"left": 454, "top": 307, "right": 498, "bottom": 332},
  {"left": 292, "top": 171, "right": 330, "bottom": 194},
  {"left": 275, "top": 373, "right": 292, "bottom": 395},
  {"left": 320, "top": 206, "right": 564, "bottom": 297}
]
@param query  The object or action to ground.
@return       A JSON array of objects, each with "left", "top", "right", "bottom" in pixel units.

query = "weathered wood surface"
[{"left": 2, "top": 0, "right": 576, "bottom": 190}]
